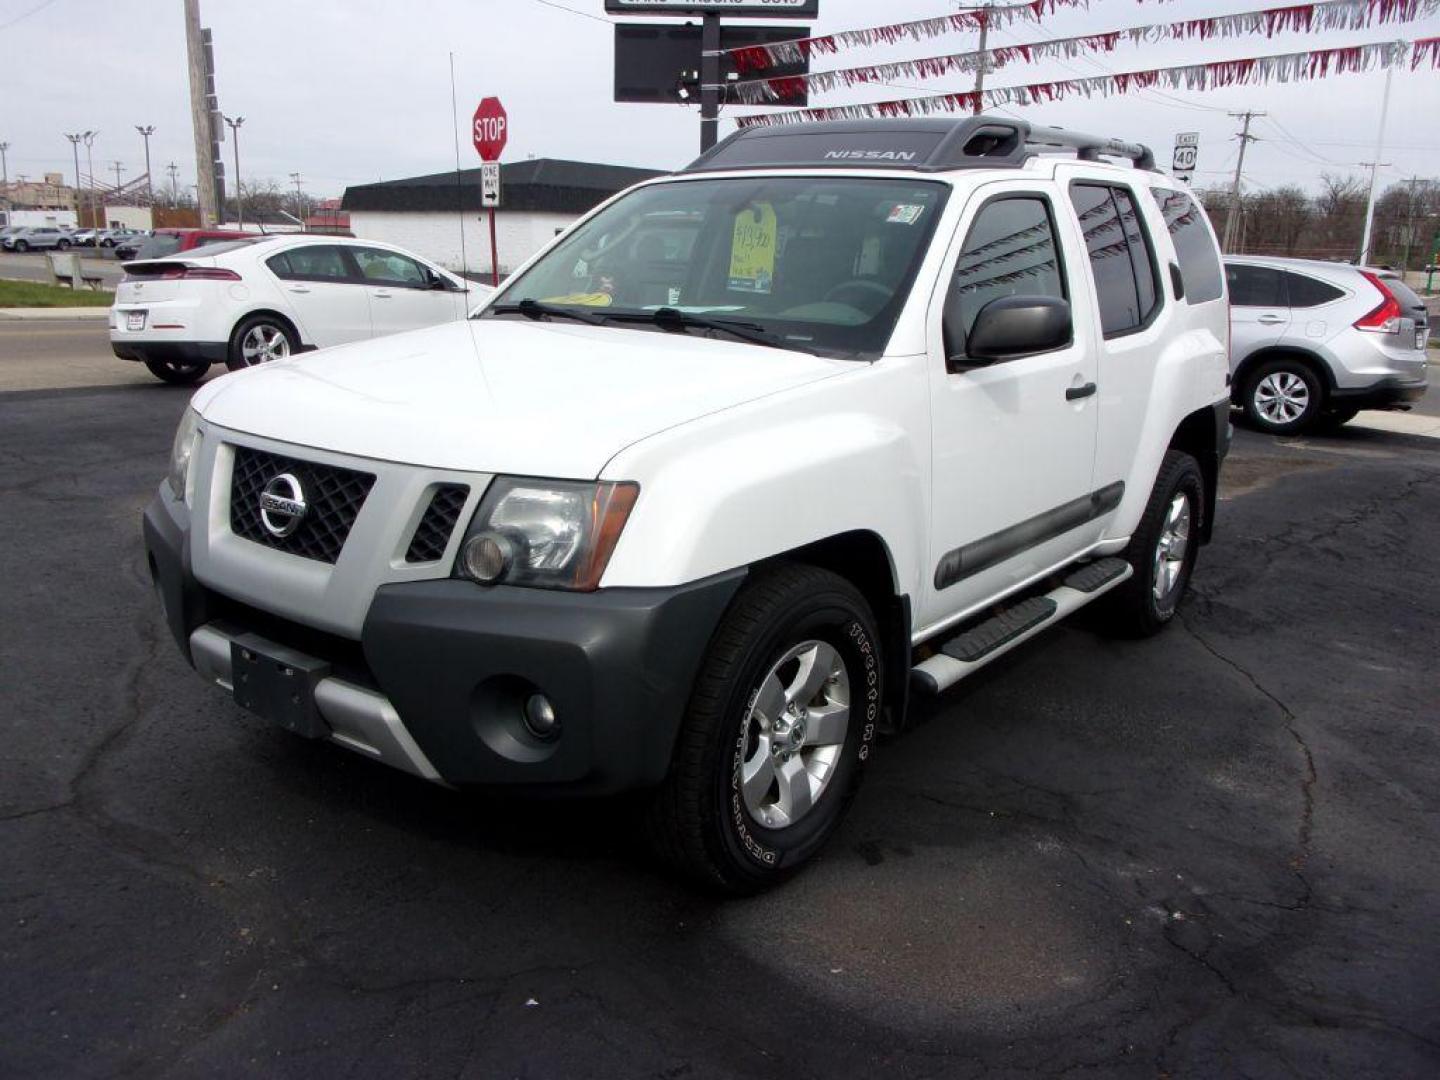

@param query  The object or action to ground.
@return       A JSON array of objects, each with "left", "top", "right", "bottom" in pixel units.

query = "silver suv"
[
  {"left": 1225, "top": 256, "right": 1430, "bottom": 433},
  {"left": 1, "top": 226, "right": 74, "bottom": 253}
]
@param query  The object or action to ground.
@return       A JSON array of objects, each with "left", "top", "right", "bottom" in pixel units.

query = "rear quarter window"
[
  {"left": 1152, "top": 188, "right": 1223, "bottom": 303},
  {"left": 1282, "top": 272, "right": 1345, "bottom": 308}
]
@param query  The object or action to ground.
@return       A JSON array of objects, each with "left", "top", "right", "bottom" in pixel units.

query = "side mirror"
[{"left": 953, "top": 295, "right": 1072, "bottom": 367}]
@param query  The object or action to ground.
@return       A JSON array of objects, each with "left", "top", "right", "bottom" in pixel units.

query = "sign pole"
[
  {"left": 488, "top": 208, "right": 499, "bottom": 287},
  {"left": 699, "top": 12, "right": 720, "bottom": 152}
]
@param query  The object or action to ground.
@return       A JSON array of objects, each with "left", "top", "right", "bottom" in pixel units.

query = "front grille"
[
  {"left": 230, "top": 446, "right": 375, "bottom": 564},
  {"left": 405, "top": 483, "right": 469, "bottom": 563}
]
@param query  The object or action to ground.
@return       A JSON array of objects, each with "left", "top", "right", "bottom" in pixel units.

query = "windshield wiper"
[
  {"left": 488, "top": 298, "right": 608, "bottom": 325},
  {"left": 610, "top": 307, "right": 798, "bottom": 351}
]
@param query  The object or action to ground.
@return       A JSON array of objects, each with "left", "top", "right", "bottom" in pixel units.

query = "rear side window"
[
  {"left": 1282, "top": 272, "right": 1344, "bottom": 308},
  {"left": 1152, "top": 188, "right": 1223, "bottom": 303},
  {"left": 949, "top": 195, "right": 1066, "bottom": 343},
  {"left": 1068, "top": 182, "right": 1161, "bottom": 336},
  {"left": 268, "top": 245, "right": 351, "bottom": 281},
  {"left": 1226, "top": 264, "right": 1284, "bottom": 307}
]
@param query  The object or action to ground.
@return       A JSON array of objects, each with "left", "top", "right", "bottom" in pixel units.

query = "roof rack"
[{"left": 682, "top": 116, "right": 1156, "bottom": 174}]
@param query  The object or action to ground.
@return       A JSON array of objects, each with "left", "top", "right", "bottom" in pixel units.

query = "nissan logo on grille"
[{"left": 258, "top": 473, "right": 308, "bottom": 538}]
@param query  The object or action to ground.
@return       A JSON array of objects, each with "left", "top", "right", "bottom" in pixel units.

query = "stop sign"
[{"left": 472, "top": 98, "right": 508, "bottom": 161}]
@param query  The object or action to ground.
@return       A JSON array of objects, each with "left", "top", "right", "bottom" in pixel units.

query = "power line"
[{"left": 526, "top": 0, "right": 611, "bottom": 25}]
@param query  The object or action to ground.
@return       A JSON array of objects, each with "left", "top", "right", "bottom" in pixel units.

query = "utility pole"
[
  {"left": 699, "top": 13, "right": 720, "bottom": 152},
  {"left": 1222, "top": 111, "right": 1264, "bottom": 254},
  {"left": 166, "top": 162, "right": 180, "bottom": 207},
  {"left": 1358, "top": 64, "right": 1394, "bottom": 266},
  {"left": 83, "top": 131, "right": 99, "bottom": 229},
  {"left": 972, "top": 4, "right": 991, "bottom": 114},
  {"left": 289, "top": 172, "right": 304, "bottom": 223},
  {"left": 135, "top": 125, "right": 155, "bottom": 205},
  {"left": 224, "top": 115, "right": 244, "bottom": 227},
  {"left": 0, "top": 142, "right": 8, "bottom": 188},
  {"left": 111, "top": 161, "right": 125, "bottom": 189},
  {"left": 184, "top": 0, "right": 219, "bottom": 226}
]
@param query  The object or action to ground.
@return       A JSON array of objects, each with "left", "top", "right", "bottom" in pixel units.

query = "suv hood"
[{"left": 193, "top": 318, "right": 846, "bottom": 477}]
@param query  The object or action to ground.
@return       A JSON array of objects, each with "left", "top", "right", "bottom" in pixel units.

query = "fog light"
[
  {"left": 523, "top": 693, "right": 560, "bottom": 739},
  {"left": 460, "top": 531, "right": 514, "bottom": 583}
]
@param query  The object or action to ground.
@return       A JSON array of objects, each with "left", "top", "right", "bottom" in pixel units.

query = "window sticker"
[
  {"left": 886, "top": 203, "right": 925, "bottom": 225},
  {"left": 728, "top": 202, "right": 777, "bottom": 294}
]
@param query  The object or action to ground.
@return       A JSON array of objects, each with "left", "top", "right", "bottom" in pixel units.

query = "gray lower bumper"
[{"left": 188, "top": 625, "right": 445, "bottom": 783}]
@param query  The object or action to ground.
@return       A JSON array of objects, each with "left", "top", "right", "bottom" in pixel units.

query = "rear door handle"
[
  {"left": 287, "top": 285, "right": 311, "bottom": 294},
  {"left": 1066, "top": 382, "right": 1097, "bottom": 401},
  {"left": 372, "top": 289, "right": 393, "bottom": 299},
  {"left": 1257, "top": 314, "right": 1285, "bottom": 325}
]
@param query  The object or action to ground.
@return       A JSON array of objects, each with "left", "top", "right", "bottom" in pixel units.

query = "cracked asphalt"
[{"left": 3, "top": 379, "right": 1439, "bottom": 1078}]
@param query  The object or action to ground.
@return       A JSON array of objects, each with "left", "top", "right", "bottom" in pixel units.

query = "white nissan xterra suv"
[{"left": 144, "top": 117, "right": 1231, "bottom": 892}]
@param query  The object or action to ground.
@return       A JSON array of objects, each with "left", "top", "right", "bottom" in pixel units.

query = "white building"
[{"left": 342, "top": 158, "right": 661, "bottom": 279}]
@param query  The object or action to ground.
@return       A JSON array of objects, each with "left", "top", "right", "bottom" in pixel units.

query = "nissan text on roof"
[{"left": 143, "top": 117, "right": 1231, "bottom": 892}]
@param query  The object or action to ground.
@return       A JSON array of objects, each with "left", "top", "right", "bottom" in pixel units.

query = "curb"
[{"left": 0, "top": 307, "right": 111, "bottom": 320}]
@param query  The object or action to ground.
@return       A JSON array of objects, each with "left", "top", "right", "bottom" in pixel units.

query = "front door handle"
[
  {"left": 372, "top": 289, "right": 393, "bottom": 299},
  {"left": 1066, "top": 382, "right": 1097, "bottom": 401},
  {"left": 287, "top": 285, "right": 310, "bottom": 294},
  {"left": 1257, "top": 314, "right": 1286, "bottom": 325}
]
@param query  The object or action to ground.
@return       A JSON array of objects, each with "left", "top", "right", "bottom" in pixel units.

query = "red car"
[{"left": 119, "top": 228, "right": 258, "bottom": 262}]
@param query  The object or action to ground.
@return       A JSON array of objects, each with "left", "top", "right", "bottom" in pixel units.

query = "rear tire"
[
  {"left": 227, "top": 315, "right": 298, "bottom": 371},
  {"left": 13, "top": 240, "right": 27, "bottom": 253},
  {"left": 144, "top": 357, "right": 209, "bottom": 385},
  {"left": 1242, "top": 358, "right": 1324, "bottom": 435},
  {"left": 1098, "top": 450, "right": 1204, "bottom": 638},
  {"left": 56, "top": 239, "right": 71, "bottom": 251},
  {"left": 647, "top": 564, "right": 883, "bottom": 894}
]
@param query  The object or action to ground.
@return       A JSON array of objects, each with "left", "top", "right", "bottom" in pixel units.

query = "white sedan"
[{"left": 109, "top": 235, "right": 487, "bottom": 384}]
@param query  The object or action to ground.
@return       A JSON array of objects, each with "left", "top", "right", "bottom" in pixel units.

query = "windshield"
[{"left": 482, "top": 176, "right": 949, "bottom": 359}]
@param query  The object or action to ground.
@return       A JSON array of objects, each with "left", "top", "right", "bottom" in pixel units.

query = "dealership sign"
[{"left": 604, "top": 0, "right": 819, "bottom": 16}]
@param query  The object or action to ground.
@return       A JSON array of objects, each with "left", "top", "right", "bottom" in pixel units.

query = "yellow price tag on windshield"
[{"left": 728, "top": 203, "right": 776, "bottom": 295}]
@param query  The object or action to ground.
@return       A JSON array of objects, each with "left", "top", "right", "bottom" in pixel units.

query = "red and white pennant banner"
[
  {"left": 736, "top": 39, "right": 1437, "bottom": 127},
  {"left": 717, "top": 0, "right": 1092, "bottom": 75},
  {"left": 725, "top": 0, "right": 1439, "bottom": 105}
]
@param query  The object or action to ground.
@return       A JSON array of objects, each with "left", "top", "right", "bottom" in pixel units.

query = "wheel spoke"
[
  {"left": 805, "top": 700, "right": 849, "bottom": 747},
  {"left": 788, "top": 641, "right": 838, "bottom": 708},
  {"left": 741, "top": 738, "right": 776, "bottom": 811},
  {"left": 752, "top": 672, "right": 786, "bottom": 724},
  {"left": 773, "top": 755, "right": 813, "bottom": 824}
]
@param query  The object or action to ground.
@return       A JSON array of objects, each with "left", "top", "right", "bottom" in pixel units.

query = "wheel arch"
[
  {"left": 759, "top": 530, "right": 912, "bottom": 735},
  {"left": 1167, "top": 405, "right": 1223, "bottom": 544},
  {"left": 1232, "top": 346, "right": 1336, "bottom": 403}
]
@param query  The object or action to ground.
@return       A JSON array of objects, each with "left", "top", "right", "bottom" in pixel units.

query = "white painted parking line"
[{"left": 1351, "top": 411, "right": 1440, "bottom": 439}]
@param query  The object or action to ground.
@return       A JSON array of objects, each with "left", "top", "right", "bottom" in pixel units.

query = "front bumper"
[{"left": 142, "top": 487, "right": 744, "bottom": 794}]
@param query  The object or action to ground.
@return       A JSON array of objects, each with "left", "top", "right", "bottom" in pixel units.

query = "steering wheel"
[{"left": 823, "top": 279, "right": 893, "bottom": 313}]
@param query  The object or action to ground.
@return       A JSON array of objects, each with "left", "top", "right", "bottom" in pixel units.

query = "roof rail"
[{"left": 682, "top": 116, "right": 1156, "bottom": 174}]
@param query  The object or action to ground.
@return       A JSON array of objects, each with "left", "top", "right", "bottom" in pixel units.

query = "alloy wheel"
[
  {"left": 1254, "top": 371, "right": 1310, "bottom": 425},
  {"left": 1152, "top": 492, "right": 1192, "bottom": 602},
  {"left": 738, "top": 639, "right": 851, "bottom": 830},
  {"left": 239, "top": 324, "right": 291, "bottom": 366}
]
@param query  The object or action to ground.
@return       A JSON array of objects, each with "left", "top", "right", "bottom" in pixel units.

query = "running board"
[{"left": 911, "top": 557, "right": 1132, "bottom": 695}]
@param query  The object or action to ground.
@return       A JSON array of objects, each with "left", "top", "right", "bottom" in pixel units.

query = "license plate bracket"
[
  {"left": 126, "top": 310, "right": 146, "bottom": 331},
  {"left": 230, "top": 634, "right": 332, "bottom": 739}
]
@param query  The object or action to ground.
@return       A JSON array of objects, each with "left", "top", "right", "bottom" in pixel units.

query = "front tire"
[
  {"left": 56, "top": 239, "right": 71, "bottom": 251},
  {"left": 1243, "top": 358, "right": 1323, "bottom": 435},
  {"left": 648, "top": 564, "right": 883, "bottom": 894},
  {"left": 13, "top": 240, "right": 28, "bottom": 253},
  {"left": 227, "top": 315, "right": 298, "bottom": 371},
  {"left": 144, "top": 357, "right": 209, "bottom": 385},
  {"left": 1099, "top": 450, "right": 1204, "bottom": 638}
]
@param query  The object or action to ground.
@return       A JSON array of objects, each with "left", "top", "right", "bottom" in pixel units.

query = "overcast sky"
[{"left": 3, "top": 0, "right": 1437, "bottom": 199}]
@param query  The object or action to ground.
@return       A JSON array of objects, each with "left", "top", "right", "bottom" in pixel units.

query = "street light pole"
[
  {"left": 64, "top": 132, "right": 84, "bottom": 223},
  {"left": 135, "top": 125, "right": 155, "bottom": 206},
  {"left": 223, "top": 115, "right": 244, "bottom": 228},
  {"left": 82, "top": 131, "right": 99, "bottom": 229}
]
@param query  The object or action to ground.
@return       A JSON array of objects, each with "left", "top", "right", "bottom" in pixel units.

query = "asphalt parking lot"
[{"left": 3, "top": 335, "right": 1439, "bottom": 1077}]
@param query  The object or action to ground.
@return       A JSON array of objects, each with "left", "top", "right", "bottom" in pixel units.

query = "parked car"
[
  {"left": 97, "top": 228, "right": 138, "bottom": 248},
  {"left": 142, "top": 116, "right": 1233, "bottom": 891},
  {"left": 1226, "top": 256, "right": 1429, "bottom": 433},
  {"left": 111, "top": 235, "right": 482, "bottom": 383},
  {"left": 2, "top": 226, "right": 74, "bottom": 252},
  {"left": 69, "top": 228, "right": 99, "bottom": 247},
  {"left": 124, "top": 227, "right": 256, "bottom": 263},
  {"left": 111, "top": 233, "right": 151, "bottom": 260}
]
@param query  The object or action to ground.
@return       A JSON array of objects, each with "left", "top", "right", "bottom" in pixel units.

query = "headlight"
[
  {"left": 455, "top": 477, "right": 639, "bottom": 591},
  {"left": 167, "top": 407, "right": 201, "bottom": 504}
]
